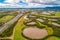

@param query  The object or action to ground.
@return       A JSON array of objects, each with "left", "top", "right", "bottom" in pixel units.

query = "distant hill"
[
  {"left": 0, "top": 6, "right": 60, "bottom": 11},
  {"left": 45, "top": 6, "right": 60, "bottom": 10}
]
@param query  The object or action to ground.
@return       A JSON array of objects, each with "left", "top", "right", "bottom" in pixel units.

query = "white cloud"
[
  {"left": 0, "top": 2, "right": 60, "bottom": 8},
  {"left": 0, "top": 3, "right": 21, "bottom": 8},
  {"left": 0, "top": 0, "right": 60, "bottom": 8},
  {"left": 26, "top": 3, "right": 55, "bottom": 8},
  {"left": 4, "top": 0, "right": 20, "bottom": 4},
  {"left": 24, "top": 0, "right": 60, "bottom": 5},
  {"left": 25, "top": 0, "right": 56, "bottom": 3}
]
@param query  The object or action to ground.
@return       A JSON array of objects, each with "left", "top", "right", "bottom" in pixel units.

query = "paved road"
[{"left": 0, "top": 13, "right": 23, "bottom": 34}]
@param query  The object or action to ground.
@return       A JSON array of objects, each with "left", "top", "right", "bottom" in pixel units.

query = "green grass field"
[
  {"left": 0, "top": 15, "right": 14, "bottom": 25},
  {"left": 55, "top": 12, "right": 60, "bottom": 16},
  {"left": 14, "top": 16, "right": 27, "bottom": 40}
]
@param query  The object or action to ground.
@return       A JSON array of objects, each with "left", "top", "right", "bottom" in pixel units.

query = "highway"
[{"left": 0, "top": 12, "right": 23, "bottom": 34}]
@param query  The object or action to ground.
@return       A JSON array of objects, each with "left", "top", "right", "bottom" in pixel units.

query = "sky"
[{"left": 0, "top": 0, "right": 60, "bottom": 8}]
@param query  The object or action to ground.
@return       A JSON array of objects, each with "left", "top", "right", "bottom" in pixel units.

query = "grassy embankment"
[{"left": 14, "top": 16, "right": 27, "bottom": 40}]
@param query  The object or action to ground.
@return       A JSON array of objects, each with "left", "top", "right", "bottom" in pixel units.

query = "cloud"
[
  {"left": 0, "top": 2, "right": 60, "bottom": 8},
  {"left": 4, "top": 0, "right": 20, "bottom": 4},
  {"left": 0, "top": 3, "right": 24, "bottom": 8},
  {"left": 0, "top": 0, "right": 60, "bottom": 8},
  {"left": 24, "top": 0, "right": 60, "bottom": 5},
  {"left": 26, "top": 3, "right": 60, "bottom": 8},
  {"left": 25, "top": 0, "right": 56, "bottom": 3}
]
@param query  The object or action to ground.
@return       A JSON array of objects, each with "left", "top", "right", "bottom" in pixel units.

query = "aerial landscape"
[
  {"left": 0, "top": 10, "right": 60, "bottom": 40},
  {"left": 0, "top": 0, "right": 60, "bottom": 40}
]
